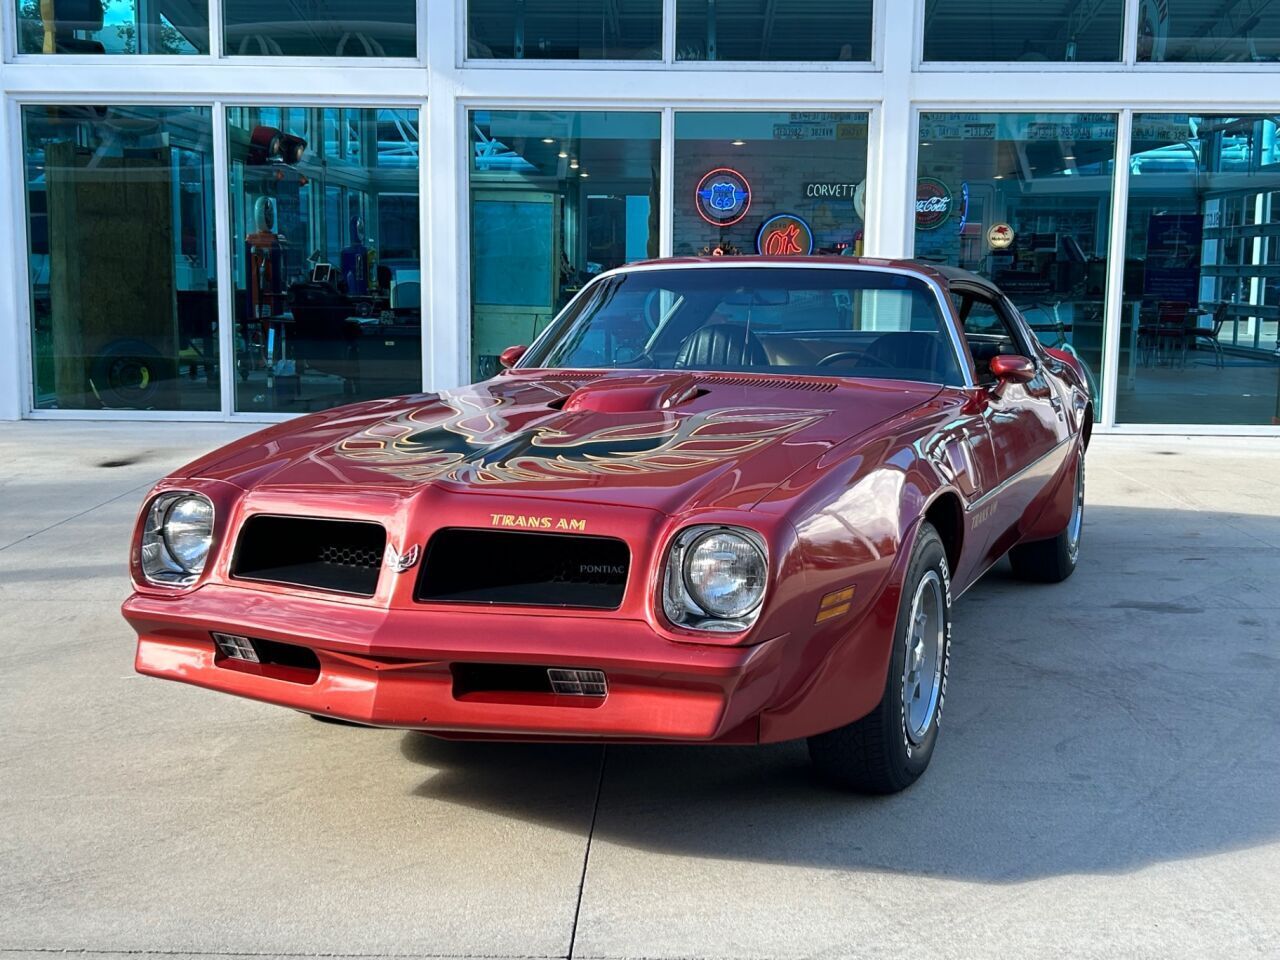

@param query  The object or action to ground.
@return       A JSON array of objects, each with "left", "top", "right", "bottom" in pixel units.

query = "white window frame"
[
  {"left": 0, "top": 0, "right": 1277, "bottom": 434},
  {"left": 3, "top": 0, "right": 427, "bottom": 66},
  {"left": 459, "top": 0, "right": 886, "bottom": 71}
]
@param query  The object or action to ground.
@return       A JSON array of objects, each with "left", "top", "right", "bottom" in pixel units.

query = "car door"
[{"left": 953, "top": 285, "right": 1065, "bottom": 562}]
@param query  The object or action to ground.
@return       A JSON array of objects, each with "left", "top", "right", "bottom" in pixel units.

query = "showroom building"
[{"left": 1, "top": 0, "right": 1278, "bottom": 433}]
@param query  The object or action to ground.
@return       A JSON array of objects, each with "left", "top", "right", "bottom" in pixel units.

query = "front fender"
[{"left": 758, "top": 514, "right": 927, "bottom": 743}]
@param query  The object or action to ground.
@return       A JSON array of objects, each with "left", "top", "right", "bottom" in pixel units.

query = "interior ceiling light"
[
  {"left": 558, "top": 150, "right": 569, "bottom": 158},
  {"left": 569, "top": 159, "right": 580, "bottom": 169},
  {"left": 542, "top": 138, "right": 555, "bottom": 144},
  {"left": 731, "top": 139, "right": 746, "bottom": 146}
]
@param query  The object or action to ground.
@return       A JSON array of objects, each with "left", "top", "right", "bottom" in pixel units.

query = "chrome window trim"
[{"left": 515, "top": 260, "right": 976, "bottom": 390}]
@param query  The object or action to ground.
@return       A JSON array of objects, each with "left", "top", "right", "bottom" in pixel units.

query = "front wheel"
[
  {"left": 1009, "top": 451, "right": 1085, "bottom": 583},
  {"left": 807, "top": 522, "right": 952, "bottom": 794}
]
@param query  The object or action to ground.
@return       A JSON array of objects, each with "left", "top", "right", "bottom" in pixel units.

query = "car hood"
[{"left": 178, "top": 371, "right": 941, "bottom": 514}]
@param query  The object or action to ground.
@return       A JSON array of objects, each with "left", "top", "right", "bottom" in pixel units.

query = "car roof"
[{"left": 614, "top": 256, "right": 997, "bottom": 294}]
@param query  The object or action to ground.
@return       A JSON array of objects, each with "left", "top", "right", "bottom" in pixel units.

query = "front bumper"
[{"left": 123, "top": 584, "right": 786, "bottom": 742}]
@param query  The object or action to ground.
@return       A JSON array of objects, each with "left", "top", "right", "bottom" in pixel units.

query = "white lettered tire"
[{"left": 808, "top": 522, "right": 952, "bottom": 794}]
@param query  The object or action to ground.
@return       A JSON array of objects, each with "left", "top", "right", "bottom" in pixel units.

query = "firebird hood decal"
[
  {"left": 174, "top": 372, "right": 943, "bottom": 513},
  {"left": 335, "top": 391, "right": 826, "bottom": 485}
]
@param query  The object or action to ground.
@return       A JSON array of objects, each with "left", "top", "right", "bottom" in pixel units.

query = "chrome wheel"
[
  {"left": 1067, "top": 456, "right": 1085, "bottom": 563},
  {"left": 902, "top": 570, "right": 945, "bottom": 745}
]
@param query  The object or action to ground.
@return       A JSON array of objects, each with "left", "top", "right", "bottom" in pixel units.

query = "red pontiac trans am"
[{"left": 123, "top": 258, "right": 1090, "bottom": 793}]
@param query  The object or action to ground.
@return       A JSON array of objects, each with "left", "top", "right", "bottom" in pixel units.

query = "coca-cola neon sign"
[{"left": 915, "top": 178, "right": 953, "bottom": 231}]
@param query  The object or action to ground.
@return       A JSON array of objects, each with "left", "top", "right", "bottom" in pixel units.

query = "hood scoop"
[{"left": 560, "top": 373, "right": 704, "bottom": 414}]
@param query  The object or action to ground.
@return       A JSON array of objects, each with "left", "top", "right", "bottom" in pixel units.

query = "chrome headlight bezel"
[
  {"left": 139, "top": 491, "right": 215, "bottom": 587},
  {"left": 662, "top": 525, "right": 768, "bottom": 633}
]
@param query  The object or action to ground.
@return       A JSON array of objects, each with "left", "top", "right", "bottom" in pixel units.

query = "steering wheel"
[{"left": 817, "top": 350, "right": 864, "bottom": 367}]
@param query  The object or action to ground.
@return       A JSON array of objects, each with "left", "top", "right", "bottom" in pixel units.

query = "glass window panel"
[
  {"left": 675, "top": 0, "right": 872, "bottom": 61},
  {"left": 914, "top": 112, "right": 1119, "bottom": 408},
  {"left": 468, "top": 0, "right": 661, "bottom": 59},
  {"left": 1138, "top": 0, "right": 1280, "bottom": 62},
  {"left": 16, "top": 0, "right": 208, "bottom": 54},
  {"left": 468, "top": 110, "right": 661, "bottom": 379},
  {"left": 228, "top": 106, "right": 423, "bottom": 414},
  {"left": 1120, "top": 114, "right": 1280, "bottom": 425},
  {"left": 223, "top": 0, "right": 415, "bottom": 57},
  {"left": 923, "top": 0, "right": 1123, "bottom": 62},
  {"left": 673, "top": 111, "right": 869, "bottom": 258},
  {"left": 22, "top": 106, "right": 218, "bottom": 412},
  {"left": 524, "top": 267, "right": 965, "bottom": 384}
]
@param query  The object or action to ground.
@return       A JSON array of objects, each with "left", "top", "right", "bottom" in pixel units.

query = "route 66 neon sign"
[{"left": 696, "top": 168, "right": 752, "bottom": 227}]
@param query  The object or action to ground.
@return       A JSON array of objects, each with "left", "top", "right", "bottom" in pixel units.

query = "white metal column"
[
  {"left": 0, "top": 94, "right": 21, "bottom": 420},
  {"left": 1101, "top": 109, "right": 1134, "bottom": 428},
  {"left": 425, "top": 0, "right": 466, "bottom": 392},
  {"left": 865, "top": 0, "right": 916, "bottom": 258},
  {"left": 211, "top": 101, "right": 238, "bottom": 416},
  {"left": 659, "top": 106, "right": 674, "bottom": 257}
]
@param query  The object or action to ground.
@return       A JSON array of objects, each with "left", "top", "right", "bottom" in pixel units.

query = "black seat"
[
  {"left": 674, "top": 324, "right": 769, "bottom": 369},
  {"left": 967, "top": 338, "right": 1021, "bottom": 382}
]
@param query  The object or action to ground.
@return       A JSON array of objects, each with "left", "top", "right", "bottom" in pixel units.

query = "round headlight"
[
  {"left": 683, "top": 530, "right": 767, "bottom": 619},
  {"left": 162, "top": 496, "right": 214, "bottom": 573}
]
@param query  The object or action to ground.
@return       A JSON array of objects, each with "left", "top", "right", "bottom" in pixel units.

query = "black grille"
[
  {"left": 417, "top": 528, "right": 629, "bottom": 609},
  {"left": 232, "top": 515, "right": 386, "bottom": 597}
]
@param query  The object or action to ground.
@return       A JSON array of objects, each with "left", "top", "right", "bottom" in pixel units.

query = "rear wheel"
[
  {"left": 1009, "top": 451, "right": 1084, "bottom": 583},
  {"left": 807, "top": 523, "right": 952, "bottom": 794}
]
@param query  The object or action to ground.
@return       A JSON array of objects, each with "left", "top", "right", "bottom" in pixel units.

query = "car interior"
[
  {"left": 530, "top": 269, "right": 969, "bottom": 386},
  {"left": 950, "top": 288, "right": 1036, "bottom": 385}
]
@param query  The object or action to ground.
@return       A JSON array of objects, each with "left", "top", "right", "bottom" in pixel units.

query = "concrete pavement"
[{"left": 0, "top": 421, "right": 1277, "bottom": 959}]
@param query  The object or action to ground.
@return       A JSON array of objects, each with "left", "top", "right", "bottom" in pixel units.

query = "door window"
[{"left": 955, "top": 290, "right": 1027, "bottom": 384}]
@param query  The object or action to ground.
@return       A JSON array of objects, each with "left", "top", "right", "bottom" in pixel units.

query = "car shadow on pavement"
[{"left": 397, "top": 504, "right": 1280, "bottom": 882}]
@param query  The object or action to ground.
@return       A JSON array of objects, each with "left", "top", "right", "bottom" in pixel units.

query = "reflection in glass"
[
  {"left": 1119, "top": 115, "right": 1280, "bottom": 424},
  {"left": 1138, "top": 1, "right": 1280, "bottom": 62},
  {"left": 674, "top": 112, "right": 868, "bottom": 258},
  {"left": 468, "top": 110, "right": 661, "bottom": 379},
  {"left": 223, "top": 0, "right": 415, "bottom": 57},
  {"left": 675, "top": 0, "right": 872, "bottom": 61},
  {"left": 523, "top": 267, "right": 965, "bottom": 385},
  {"left": 16, "top": 0, "right": 207, "bottom": 54},
  {"left": 923, "top": 0, "right": 1122, "bottom": 62},
  {"left": 22, "top": 106, "right": 218, "bottom": 411},
  {"left": 228, "top": 107, "right": 422, "bottom": 413},
  {"left": 468, "top": 0, "right": 661, "bottom": 59},
  {"left": 914, "top": 112, "right": 1119, "bottom": 405}
]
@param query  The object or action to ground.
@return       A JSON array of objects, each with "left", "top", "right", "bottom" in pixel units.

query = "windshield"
[{"left": 519, "top": 266, "right": 964, "bottom": 385}]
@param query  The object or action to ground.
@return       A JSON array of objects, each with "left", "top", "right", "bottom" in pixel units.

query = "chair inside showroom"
[
  {"left": 391, "top": 280, "right": 421, "bottom": 314},
  {"left": 1194, "top": 303, "right": 1227, "bottom": 369},
  {"left": 1139, "top": 301, "right": 1191, "bottom": 367},
  {"left": 176, "top": 290, "right": 218, "bottom": 384}
]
